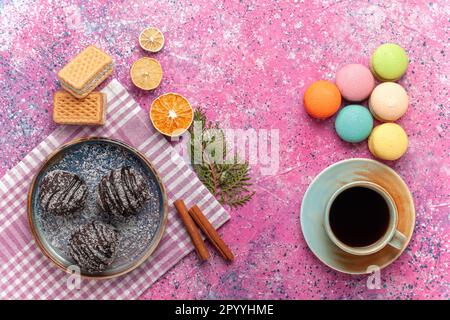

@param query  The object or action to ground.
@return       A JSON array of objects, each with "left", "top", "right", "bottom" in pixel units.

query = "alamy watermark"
[
  {"left": 66, "top": 265, "right": 81, "bottom": 291},
  {"left": 366, "top": 265, "right": 382, "bottom": 290},
  {"left": 170, "top": 120, "right": 280, "bottom": 176},
  {"left": 63, "top": 121, "right": 385, "bottom": 292}
]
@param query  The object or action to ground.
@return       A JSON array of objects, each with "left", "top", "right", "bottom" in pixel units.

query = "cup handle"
[{"left": 388, "top": 230, "right": 407, "bottom": 250}]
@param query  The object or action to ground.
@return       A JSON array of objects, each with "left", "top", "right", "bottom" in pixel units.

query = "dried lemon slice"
[
  {"left": 139, "top": 27, "right": 165, "bottom": 53},
  {"left": 150, "top": 93, "right": 194, "bottom": 137},
  {"left": 130, "top": 57, "right": 163, "bottom": 90}
]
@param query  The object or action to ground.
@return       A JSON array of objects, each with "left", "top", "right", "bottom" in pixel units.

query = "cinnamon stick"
[
  {"left": 188, "top": 205, "right": 234, "bottom": 262},
  {"left": 173, "top": 199, "right": 210, "bottom": 261}
]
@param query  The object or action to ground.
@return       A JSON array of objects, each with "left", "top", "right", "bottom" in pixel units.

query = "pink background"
[{"left": 0, "top": 0, "right": 448, "bottom": 299}]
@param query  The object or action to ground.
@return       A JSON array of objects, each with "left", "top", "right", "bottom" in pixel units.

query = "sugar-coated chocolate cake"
[
  {"left": 39, "top": 170, "right": 87, "bottom": 215},
  {"left": 97, "top": 166, "right": 150, "bottom": 217},
  {"left": 69, "top": 221, "right": 119, "bottom": 273}
]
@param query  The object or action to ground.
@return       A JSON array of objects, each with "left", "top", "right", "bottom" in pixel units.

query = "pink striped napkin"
[{"left": 0, "top": 79, "right": 230, "bottom": 300}]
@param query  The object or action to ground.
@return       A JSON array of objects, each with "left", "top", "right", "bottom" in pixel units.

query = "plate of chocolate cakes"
[{"left": 27, "top": 137, "right": 168, "bottom": 279}]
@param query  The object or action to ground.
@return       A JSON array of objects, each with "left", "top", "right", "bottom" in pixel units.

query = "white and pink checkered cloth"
[{"left": 0, "top": 79, "right": 230, "bottom": 299}]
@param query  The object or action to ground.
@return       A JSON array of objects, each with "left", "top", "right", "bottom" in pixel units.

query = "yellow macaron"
[{"left": 368, "top": 123, "right": 408, "bottom": 160}]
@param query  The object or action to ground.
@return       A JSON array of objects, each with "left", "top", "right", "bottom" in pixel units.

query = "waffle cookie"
[
  {"left": 58, "top": 45, "right": 114, "bottom": 99},
  {"left": 53, "top": 91, "right": 106, "bottom": 125}
]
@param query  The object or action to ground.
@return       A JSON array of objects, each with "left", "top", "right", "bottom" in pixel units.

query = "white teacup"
[{"left": 324, "top": 181, "right": 407, "bottom": 256}]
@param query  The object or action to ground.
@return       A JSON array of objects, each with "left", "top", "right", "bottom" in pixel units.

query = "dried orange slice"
[
  {"left": 150, "top": 93, "right": 194, "bottom": 137},
  {"left": 139, "top": 27, "right": 165, "bottom": 53},
  {"left": 130, "top": 57, "right": 162, "bottom": 90}
]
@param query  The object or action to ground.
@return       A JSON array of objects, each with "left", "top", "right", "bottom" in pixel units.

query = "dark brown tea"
[{"left": 329, "top": 186, "right": 390, "bottom": 247}]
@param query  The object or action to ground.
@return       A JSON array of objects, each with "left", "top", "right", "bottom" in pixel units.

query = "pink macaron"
[{"left": 336, "top": 64, "right": 375, "bottom": 102}]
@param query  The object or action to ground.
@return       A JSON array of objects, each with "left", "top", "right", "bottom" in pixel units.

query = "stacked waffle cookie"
[
  {"left": 53, "top": 91, "right": 106, "bottom": 125},
  {"left": 53, "top": 45, "right": 114, "bottom": 125}
]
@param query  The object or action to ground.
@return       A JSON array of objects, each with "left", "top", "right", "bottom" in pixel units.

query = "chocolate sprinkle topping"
[
  {"left": 39, "top": 170, "right": 87, "bottom": 215},
  {"left": 97, "top": 166, "right": 150, "bottom": 217},
  {"left": 69, "top": 221, "right": 119, "bottom": 273}
]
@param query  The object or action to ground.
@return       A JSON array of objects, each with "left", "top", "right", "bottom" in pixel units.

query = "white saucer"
[{"left": 300, "top": 158, "right": 415, "bottom": 274}]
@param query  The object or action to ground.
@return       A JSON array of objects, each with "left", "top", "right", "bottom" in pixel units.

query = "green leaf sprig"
[{"left": 189, "top": 109, "right": 255, "bottom": 208}]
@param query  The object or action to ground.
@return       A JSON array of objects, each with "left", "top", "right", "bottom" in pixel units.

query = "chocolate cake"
[
  {"left": 69, "top": 221, "right": 119, "bottom": 273},
  {"left": 39, "top": 170, "right": 87, "bottom": 215},
  {"left": 97, "top": 166, "right": 150, "bottom": 217}
]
